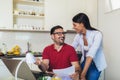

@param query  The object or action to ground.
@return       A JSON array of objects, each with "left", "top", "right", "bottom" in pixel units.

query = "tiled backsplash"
[{"left": 0, "top": 31, "right": 76, "bottom": 54}]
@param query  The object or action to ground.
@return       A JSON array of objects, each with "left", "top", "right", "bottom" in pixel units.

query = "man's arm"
[
  {"left": 35, "top": 58, "right": 55, "bottom": 77},
  {"left": 71, "top": 61, "right": 81, "bottom": 73},
  {"left": 71, "top": 61, "right": 81, "bottom": 80}
]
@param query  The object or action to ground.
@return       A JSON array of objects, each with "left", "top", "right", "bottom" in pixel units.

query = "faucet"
[{"left": 26, "top": 42, "right": 32, "bottom": 53}]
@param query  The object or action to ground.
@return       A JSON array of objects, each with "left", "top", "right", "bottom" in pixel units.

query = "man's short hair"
[{"left": 50, "top": 25, "right": 63, "bottom": 35}]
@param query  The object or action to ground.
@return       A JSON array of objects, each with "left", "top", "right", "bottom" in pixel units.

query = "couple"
[{"left": 35, "top": 13, "right": 107, "bottom": 80}]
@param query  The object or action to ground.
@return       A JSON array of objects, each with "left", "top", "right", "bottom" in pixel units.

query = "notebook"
[{"left": 1, "top": 58, "right": 42, "bottom": 80}]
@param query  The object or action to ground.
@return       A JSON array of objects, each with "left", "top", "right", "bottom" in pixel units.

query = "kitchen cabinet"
[{"left": 13, "top": 0, "right": 45, "bottom": 30}]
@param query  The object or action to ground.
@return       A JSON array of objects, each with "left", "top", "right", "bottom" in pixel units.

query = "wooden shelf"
[
  {"left": 66, "top": 30, "right": 76, "bottom": 33},
  {"left": 13, "top": 0, "right": 45, "bottom": 31},
  {"left": 13, "top": 0, "right": 44, "bottom": 6},
  {"left": 13, "top": 14, "right": 44, "bottom": 18},
  {"left": 0, "top": 28, "right": 76, "bottom": 33},
  {"left": 0, "top": 28, "right": 49, "bottom": 33}
]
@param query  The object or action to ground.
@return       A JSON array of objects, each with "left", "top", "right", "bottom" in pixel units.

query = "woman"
[{"left": 72, "top": 13, "right": 107, "bottom": 80}]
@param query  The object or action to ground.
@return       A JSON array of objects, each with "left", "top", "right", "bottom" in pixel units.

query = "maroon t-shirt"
[{"left": 42, "top": 43, "right": 78, "bottom": 71}]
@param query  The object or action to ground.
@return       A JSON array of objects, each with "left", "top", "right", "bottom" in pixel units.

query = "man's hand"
[
  {"left": 70, "top": 71, "right": 79, "bottom": 80},
  {"left": 34, "top": 58, "right": 41, "bottom": 65}
]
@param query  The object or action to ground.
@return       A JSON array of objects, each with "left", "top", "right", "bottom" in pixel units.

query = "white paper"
[{"left": 53, "top": 65, "right": 75, "bottom": 77}]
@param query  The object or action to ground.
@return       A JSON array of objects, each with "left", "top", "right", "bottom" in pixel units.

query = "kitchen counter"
[
  {"left": 0, "top": 51, "right": 82, "bottom": 59},
  {"left": 0, "top": 53, "right": 42, "bottom": 59}
]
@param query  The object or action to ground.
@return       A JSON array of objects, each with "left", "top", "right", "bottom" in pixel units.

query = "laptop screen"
[{"left": 1, "top": 58, "right": 36, "bottom": 80}]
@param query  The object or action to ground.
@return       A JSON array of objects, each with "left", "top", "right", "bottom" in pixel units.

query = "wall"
[
  {"left": 45, "top": 0, "right": 98, "bottom": 31},
  {"left": 98, "top": 0, "right": 120, "bottom": 80},
  {"left": 0, "top": 0, "right": 13, "bottom": 28},
  {"left": 0, "top": 31, "right": 76, "bottom": 54}
]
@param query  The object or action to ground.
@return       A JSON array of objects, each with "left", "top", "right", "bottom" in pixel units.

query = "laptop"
[{"left": 1, "top": 58, "right": 42, "bottom": 80}]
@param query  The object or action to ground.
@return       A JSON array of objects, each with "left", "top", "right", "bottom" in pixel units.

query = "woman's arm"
[{"left": 81, "top": 56, "right": 92, "bottom": 79}]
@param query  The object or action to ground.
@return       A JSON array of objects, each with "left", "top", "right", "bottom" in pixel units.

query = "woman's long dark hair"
[{"left": 72, "top": 13, "right": 97, "bottom": 30}]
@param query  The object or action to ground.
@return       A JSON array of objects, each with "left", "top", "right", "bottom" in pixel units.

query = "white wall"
[
  {"left": 0, "top": 0, "right": 13, "bottom": 28},
  {"left": 45, "top": 0, "right": 68, "bottom": 30},
  {"left": 0, "top": 31, "right": 76, "bottom": 53},
  {"left": 98, "top": 0, "right": 120, "bottom": 80},
  {"left": 45, "top": 0, "right": 98, "bottom": 30}
]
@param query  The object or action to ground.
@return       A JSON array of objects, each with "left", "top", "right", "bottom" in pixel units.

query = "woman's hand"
[
  {"left": 80, "top": 73, "right": 86, "bottom": 80},
  {"left": 80, "top": 75, "right": 86, "bottom": 80},
  {"left": 80, "top": 77, "right": 86, "bottom": 80}
]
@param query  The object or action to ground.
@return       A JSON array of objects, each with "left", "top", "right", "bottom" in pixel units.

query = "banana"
[{"left": 7, "top": 45, "right": 21, "bottom": 55}]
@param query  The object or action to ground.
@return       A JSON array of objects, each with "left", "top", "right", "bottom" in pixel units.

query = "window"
[
  {"left": 110, "top": 0, "right": 120, "bottom": 10},
  {"left": 105, "top": 0, "right": 120, "bottom": 13}
]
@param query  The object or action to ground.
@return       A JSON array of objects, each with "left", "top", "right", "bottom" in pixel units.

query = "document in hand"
[{"left": 53, "top": 65, "right": 75, "bottom": 77}]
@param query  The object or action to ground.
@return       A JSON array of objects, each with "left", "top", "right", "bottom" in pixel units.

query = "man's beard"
[
  {"left": 54, "top": 37, "right": 65, "bottom": 45},
  {"left": 59, "top": 42, "right": 64, "bottom": 45}
]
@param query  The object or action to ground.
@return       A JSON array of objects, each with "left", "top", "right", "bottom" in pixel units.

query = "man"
[{"left": 35, "top": 25, "right": 80, "bottom": 80}]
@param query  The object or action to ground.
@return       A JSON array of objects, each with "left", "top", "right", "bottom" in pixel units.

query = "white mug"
[{"left": 26, "top": 52, "right": 36, "bottom": 63}]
